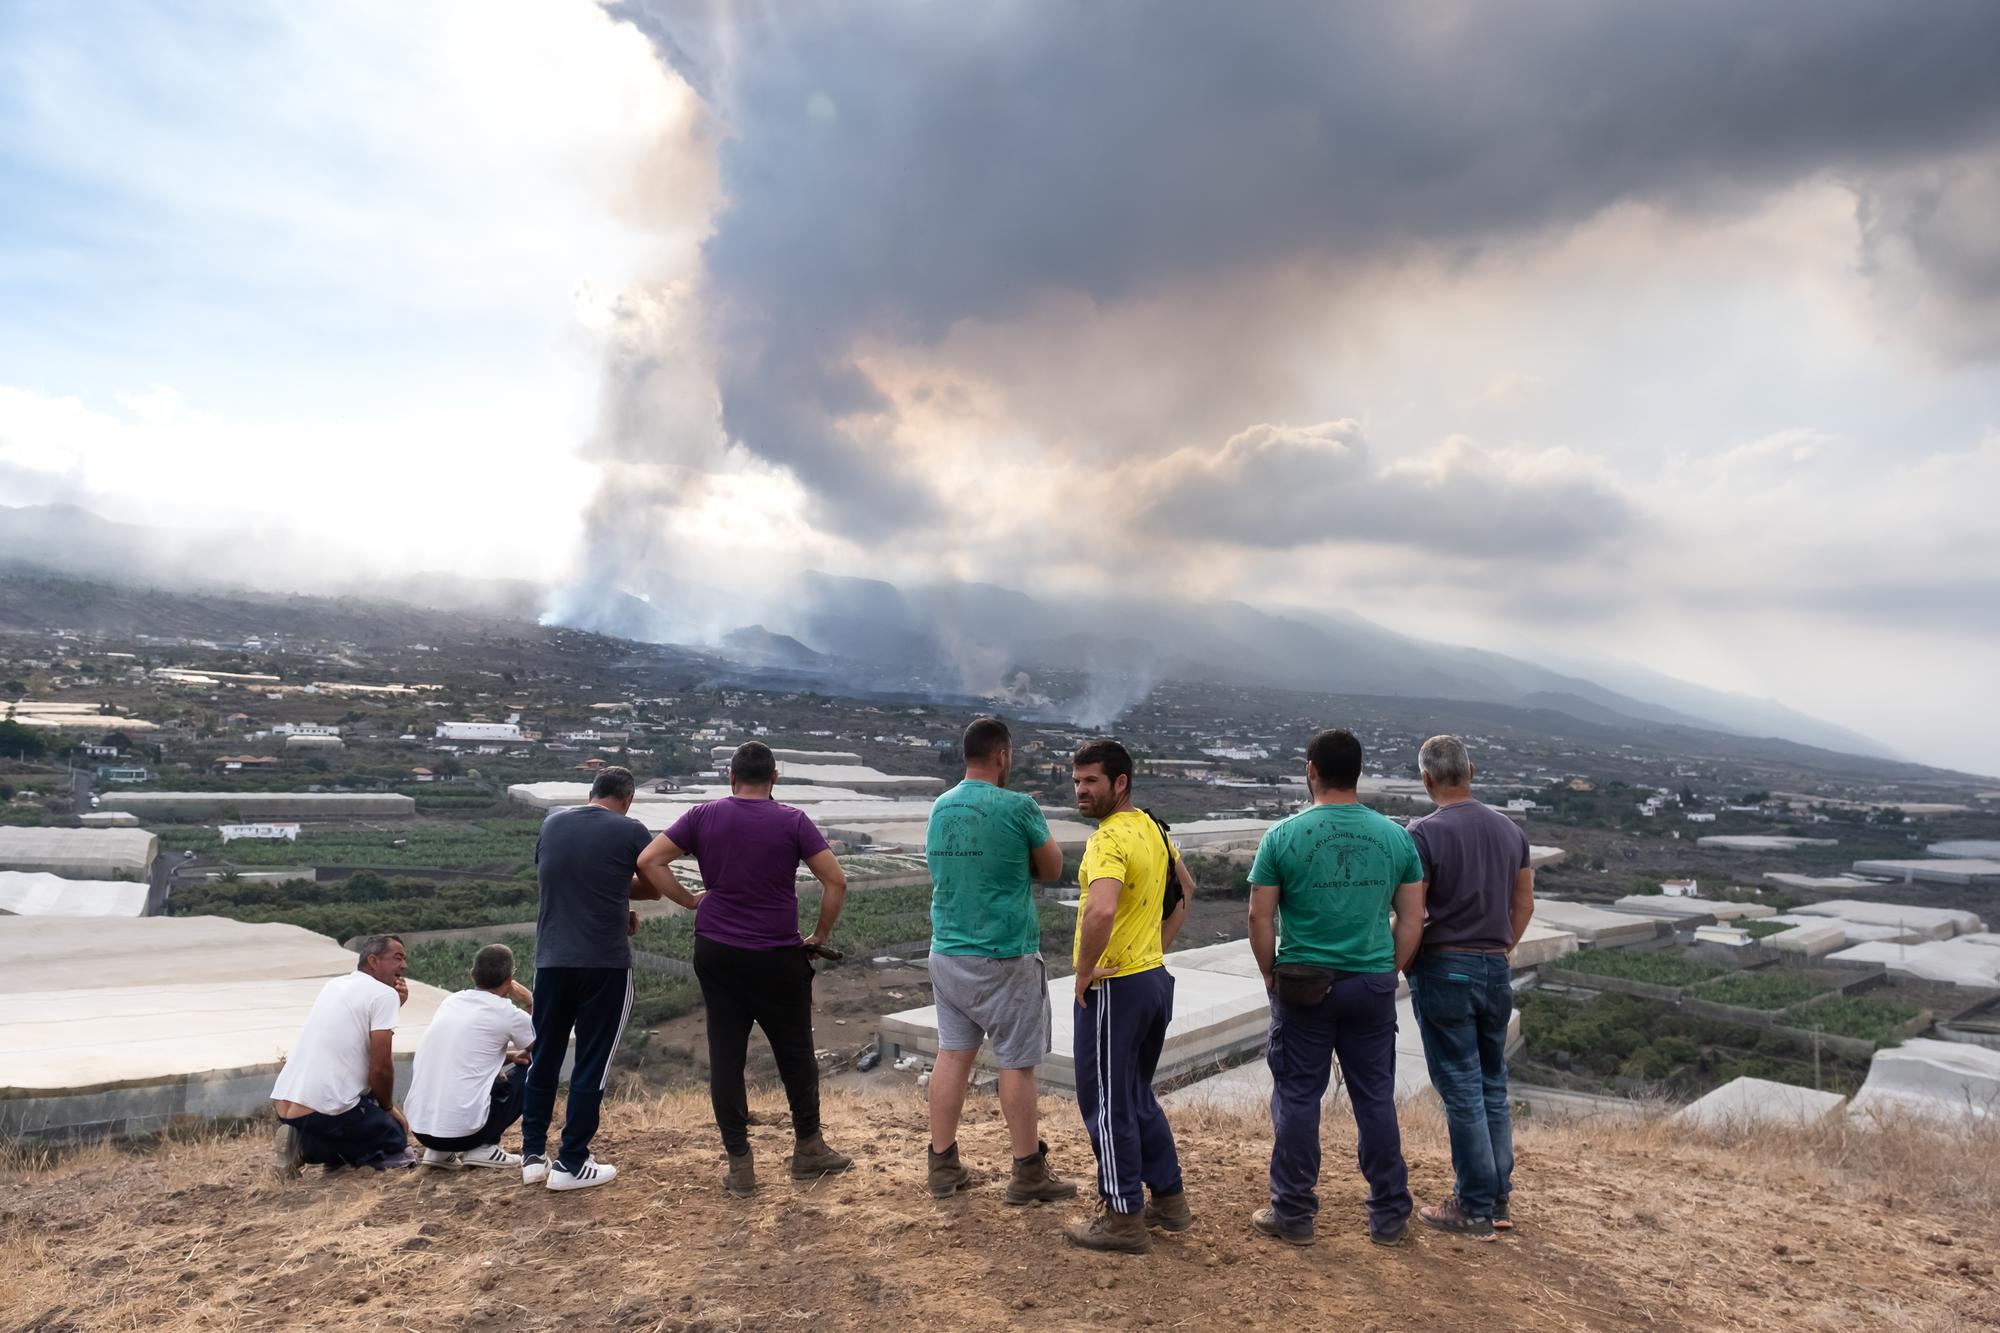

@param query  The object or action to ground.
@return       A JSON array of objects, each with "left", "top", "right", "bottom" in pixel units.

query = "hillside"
[{"left": 5, "top": 1090, "right": 1995, "bottom": 1331}]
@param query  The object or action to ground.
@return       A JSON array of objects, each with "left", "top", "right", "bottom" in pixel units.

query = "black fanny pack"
[{"left": 1273, "top": 962, "right": 1360, "bottom": 1008}]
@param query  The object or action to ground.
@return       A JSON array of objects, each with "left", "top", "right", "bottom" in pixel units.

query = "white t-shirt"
[
  {"left": 404, "top": 989, "right": 537, "bottom": 1138},
  {"left": 270, "top": 970, "right": 399, "bottom": 1115}
]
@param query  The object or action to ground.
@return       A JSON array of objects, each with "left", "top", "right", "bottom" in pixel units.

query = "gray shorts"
[{"left": 928, "top": 952, "right": 1051, "bottom": 1069}]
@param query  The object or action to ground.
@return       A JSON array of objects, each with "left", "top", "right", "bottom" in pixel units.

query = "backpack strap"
[{"left": 1143, "top": 808, "right": 1184, "bottom": 919}]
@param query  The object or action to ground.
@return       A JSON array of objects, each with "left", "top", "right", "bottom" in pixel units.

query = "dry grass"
[{"left": 3, "top": 1087, "right": 1996, "bottom": 1332}]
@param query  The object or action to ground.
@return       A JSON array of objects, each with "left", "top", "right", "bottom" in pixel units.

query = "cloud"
[
  {"left": 591, "top": 0, "right": 2000, "bottom": 533},
  {"left": 1141, "top": 422, "right": 1632, "bottom": 556}
]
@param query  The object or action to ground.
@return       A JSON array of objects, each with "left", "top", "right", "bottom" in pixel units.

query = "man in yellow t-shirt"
[{"left": 1064, "top": 739, "right": 1190, "bottom": 1254}]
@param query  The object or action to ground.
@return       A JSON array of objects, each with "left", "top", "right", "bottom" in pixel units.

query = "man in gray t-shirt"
[
  {"left": 519, "top": 767, "right": 653, "bottom": 1192},
  {"left": 1404, "top": 736, "right": 1535, "bottom": 1242}
]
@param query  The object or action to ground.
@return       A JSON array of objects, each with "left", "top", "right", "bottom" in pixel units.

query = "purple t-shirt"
[
  {"left": 1406, "top": 800, "right": 1531, "bottom": 952},
  {"left": 664, "top": 797, "right": 830, "bottom": 951}
]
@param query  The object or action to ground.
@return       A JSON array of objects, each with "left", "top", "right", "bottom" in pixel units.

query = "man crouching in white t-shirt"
[
  {"left": 405, "top": 944, "right": 537, "bottom": 1171},
  {"left": 272, "top": 934, "right": 415, "bottom": 1175}
]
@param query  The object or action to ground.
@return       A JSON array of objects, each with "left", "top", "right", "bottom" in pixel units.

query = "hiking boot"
[
  {"left": 272, "top": 1121, "right": 304, "bottom": 1179},
  {"left": 724, "top": 1147, "right": 757, "bottom": 1198},
  {"left": 1004, "top": 1140, "right": 1077, "bottom": 1205},
  {"left": 1419, "top": 1195, "right": 1496, "bottom": 1241},
  {"left": 1144, "top": 1187, "right": 1193, "bottom": 1231},
  {"left": 1492, "top": 1196, "right": 1513, "bottom": 1231},
  {"left": 1250, "top": 1206, "right": 1314, "bottom": 1247},
  {"left": 927, "top": 1141, "right": 972, "bottom": 1199},
  {"left": 1064, "top": 1203, "right": 1152, "bottom": 1254},
  {"left": 1371, "top": 1220, "right": 1409, "bottom": 1247},
  {"left": 788, "top": 1132, "right": 852, "bottom": 1180}
]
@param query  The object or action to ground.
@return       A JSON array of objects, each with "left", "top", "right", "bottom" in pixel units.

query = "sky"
[{"left": 1, "top": 1, "right": 1998, "bottom": 774}]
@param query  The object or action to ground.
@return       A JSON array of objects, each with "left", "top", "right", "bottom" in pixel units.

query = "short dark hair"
[
  {"left": 729, "top": 741, "right": 777, "bottom": 786},
  {"left": 590, "top": 766, "right": 636, "bottom": 802},
  {"left": 1073, "top": 738, "right": 1134, "bottom": 792},
  {"left": 1306, "top": 728, "right": 1364, "bottom": 790},
  {"left": 354, "top": 933, "right": 403, "bottom": 966},
  {"left": 471, "top": 943, "right": 515, "bottom": 990},
  {"left": 962, "top": 716, "right": 1011, "bottom": 764}
]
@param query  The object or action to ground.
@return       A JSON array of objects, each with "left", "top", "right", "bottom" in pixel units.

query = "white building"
[
  {"left": 271, "top": 723, "right": 340, "bottom": 737},
  {"left": 435, "top": 722, "right": 522, "bottom": 742},
  {"left": 1661, "top": 878, "right": 1699, "bottom": 898},
  {"left": 218, "top": 823, "right": 303, "bottom": 843},
  {"left": 1686, "top": 812, "right": 1718, "bottom": 824}
]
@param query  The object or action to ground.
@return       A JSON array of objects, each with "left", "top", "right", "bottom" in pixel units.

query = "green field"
[
  {"left": 1515, "top": 990, "right": 1872, "bottom": 1097},
  {"left": 1781, "top": 994, "right": 1919, "bottom": 1043},
  {"left": 1554, "top": 948, "right": 1728, "bottom": 988},
  {"left": 402, "top": 934, "right": 699, "bottom": 1051},
  {"left": 170, "top": 871, "right": 537, "bottom": 940},
  {"left": 176, "top": 817, "right": 542, "bottom": 869},
  {"left": 1736, "top": 919, "right": 1794, "bottom": 940},
  {"left": 1694, "top": 971, "right": 1834, "bottom": 1011}
]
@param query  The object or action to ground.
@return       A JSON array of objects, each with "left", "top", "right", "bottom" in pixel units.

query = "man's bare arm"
[
  {"left": 1075, "top": 876, "right": 1123, "bottom": 1002},
  {"left": 1393, "top": 880, "right": 1427, "bottom": 973},
  {"left": 1029, "top": 836, "right": 1064, "bottom": 884},
  {"left": 1509, "top": 866, "right": 1535, "bottom": 947},
  {"left": 1160, "top": 895, "right": 1190, "bottom": 952},
  {"left": 803, "top": 848, "right": 847, "bottom": 944},
  {"left": 366, "top": 1029, "right": 398, "bottom": 1116},
  {"left": 637, "top": 836, "right": 703, "bottom": 909},
  {"left": 1248, "top": 884, "right": 1279, "bottom": 990}
]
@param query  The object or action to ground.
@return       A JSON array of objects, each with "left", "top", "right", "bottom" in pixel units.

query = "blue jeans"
[
  {"left": 1408, "top": 951, "right": 1515, "bottom": 1218},
  {"left": 1266, "top": 970, "right": 1410, "bottom": 1236},
  {"left": 280, "top": 1093, "right": 408, "bottom": 1170},
  {"left": 414, "top": 1063, "right": 528, "bottom": 1153}
]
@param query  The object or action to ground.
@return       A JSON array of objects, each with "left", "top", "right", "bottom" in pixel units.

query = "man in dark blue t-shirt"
[
  {"left": 520, "top": 766, "right": 654, "bottom": 1192},
  {"left": 1405, "top": 735, "right": 1534, "bottom": 1242}
]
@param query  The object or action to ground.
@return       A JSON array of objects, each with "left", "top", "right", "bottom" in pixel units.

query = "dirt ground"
[{"left": 6, "top": 1087, "right": 1997, "bottom": 1333}]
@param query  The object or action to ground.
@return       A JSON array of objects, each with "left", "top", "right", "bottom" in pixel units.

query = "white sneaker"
[
  {"left": 420, "top": 1149, "right": 463, "bottom": 1170},
  {"left": 546, "top": 1158, "right": 618, "bottom": 1191},
  {"left": 521, "top": 1154, "right": 550, "bottom": 1186},
  {"left": 462, "top": 1144, "right": 522, "bottom": 1169}
]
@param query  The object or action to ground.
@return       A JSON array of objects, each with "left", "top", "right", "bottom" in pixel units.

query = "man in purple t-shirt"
[
  {"left": 637, "top": 741, "right": 853, "bottom": 1197},
  {"left": 1403, "top": 734, "right": 1535, "bottom": 1242}
]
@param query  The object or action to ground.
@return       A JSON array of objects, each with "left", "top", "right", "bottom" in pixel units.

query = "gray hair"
[
  {"left": 1418, "top": 735, "right": 1472, "bottom": 787},
  {"left": 354, "top": 933, "right": 403, "bottom": 965},
  {"left": 471, "top": 943, "right": 515, "bottom": 990}
]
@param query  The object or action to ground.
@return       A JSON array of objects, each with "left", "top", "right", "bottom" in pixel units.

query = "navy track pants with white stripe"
[
  {"left": 1073, "top": 966, "right": 1183, "bottom": 1214},
  {"left": 521, "top": 965, "right": 634, "bottom": 1173}
]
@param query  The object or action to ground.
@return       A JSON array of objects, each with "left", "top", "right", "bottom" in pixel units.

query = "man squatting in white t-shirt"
[
  {"left": 405, "top": 944, "right": 538, "bottom": 1169},
  {"left": 272, "top": 933, "right": 416, "bottom": 1173}
]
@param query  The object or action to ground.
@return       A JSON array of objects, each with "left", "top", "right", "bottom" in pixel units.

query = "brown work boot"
[
  {"left": 1419, "top": 1195, "right": 1496, "bottom": 1241},
  {"left": 788, "top": 1131, "right": 853, "bottom": 1180},
  {"left": 1064, "top": 1203, "right": 1152, "bottom": 1254},
  {"left": 927, "top": 1141, "right": 972, "bottom": 1199},
  {"left": 1143, "top": 1187, "right": 1192, "bottom": 1232},
  {"left": 723, "top": 1147, "right": 756, "bottom": 1198},
  {"left": 1005, "top": 1139, "right": 1078, "bottom": 1205}
]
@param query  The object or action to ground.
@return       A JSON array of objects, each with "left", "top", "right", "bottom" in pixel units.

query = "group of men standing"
[
  {"left": 922, "top": 720, "right": 1532, "bottom": 1251},
  {"left": 273, "top": 720, "right": 1533, "bottom": 1255}
]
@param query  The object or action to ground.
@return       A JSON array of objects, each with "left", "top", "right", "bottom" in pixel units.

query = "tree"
[{"left": 0, "top": 720, "right": 47, "bottom": 759}]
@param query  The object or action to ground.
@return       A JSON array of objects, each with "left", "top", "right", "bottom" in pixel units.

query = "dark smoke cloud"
[{"left": 604, "top": 0, "right": 2000, "bottom": 535}]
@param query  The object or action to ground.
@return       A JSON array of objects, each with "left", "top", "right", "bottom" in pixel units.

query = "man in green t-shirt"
[
  {"left": 1246, "top": 728, "right": 1424, "bottom": 1248},
  {"left": 922, "top": 717, "right": 1077, "bottom": 1204}
]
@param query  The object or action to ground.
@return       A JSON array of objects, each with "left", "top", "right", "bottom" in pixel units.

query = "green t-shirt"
[
  {"left": 927, "top": 780, "right": 1052, "bottom": 957},
  {"left": 1247, "top": 803, "right": 1422, "bottom": 973}
]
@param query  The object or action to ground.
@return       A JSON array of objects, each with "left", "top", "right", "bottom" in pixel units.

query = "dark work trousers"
[
  {"left": 1408, "top": 950, "right": 1516, "bottom": 1218},
  {"left": 692, "top": 934, "right": 823, "bottom": 1155},
  {"left": 522, "top": 966, "right": 634, "bottom": 1173},
  {"left": 281, "top": 1093, "right": 408, "bottom": 1170},
  {"left": 1073, "top": 966, "right": 1183, "bottom": 1215},
  {"left": 1266, "top": 970, "right": 1412, "bottom": 1238},
  {"left": 414, "top": 1062, "right": 528, "bottom": 1153}
]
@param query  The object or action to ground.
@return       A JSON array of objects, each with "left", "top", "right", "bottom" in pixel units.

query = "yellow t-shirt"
[{"left": 1073, "top": 809, "right": 1176, "bottom": 980}]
